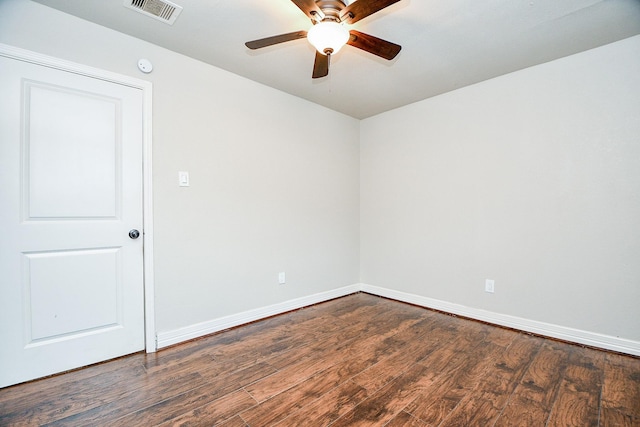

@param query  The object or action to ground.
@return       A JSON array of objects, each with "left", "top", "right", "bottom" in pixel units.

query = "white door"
[{"left": 0, "top": 55, "right": 145, "bottom": 387}]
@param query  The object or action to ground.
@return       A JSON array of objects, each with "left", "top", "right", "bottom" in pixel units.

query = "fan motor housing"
[{"left": 316, "top": 0, "right": 346, "bottom": 20}]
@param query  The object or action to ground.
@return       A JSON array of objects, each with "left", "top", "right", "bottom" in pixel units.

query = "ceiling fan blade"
[
  {"left": 347, "top": 30, "right": 401, "bottom": 60},
  {"left": 245, "top": 31, "right": 308, "bottom": 50},
  {"left": 290, "top": 0, "right": 323, "bottom": 21},
  {"left": 312, "top": 51, "right": 330, "bottom": 79},
  {"left": 340, "top": 0, "right": 402, "bottom": 24}
]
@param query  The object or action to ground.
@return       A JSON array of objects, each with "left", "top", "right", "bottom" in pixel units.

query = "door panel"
[
  {"left": 26, "top": 82, "right": 120, "bottom": 219},
  {"left": 0, "top": 55, "right": 145, "bottom": 388},
  {"left": 25, "top": 248, "right": 121, "bottom": 343}
]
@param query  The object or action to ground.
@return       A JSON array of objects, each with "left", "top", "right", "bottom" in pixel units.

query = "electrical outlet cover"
[{"left": 485, "top": 279, "right": 495, "bottom": 293}]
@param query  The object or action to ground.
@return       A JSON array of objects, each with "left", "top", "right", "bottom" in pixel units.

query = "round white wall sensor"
[{"left": 137, "top": 59, "right": 153, "bottom": 74}]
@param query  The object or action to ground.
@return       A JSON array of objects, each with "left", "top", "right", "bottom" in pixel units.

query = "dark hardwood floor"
[{"left": 1, "top": 292, "right": 639, "bottom": 426}]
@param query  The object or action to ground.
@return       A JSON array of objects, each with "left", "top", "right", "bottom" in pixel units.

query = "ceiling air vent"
[{"left": 124, "top": 0, "right": 183, "bottom": 25}]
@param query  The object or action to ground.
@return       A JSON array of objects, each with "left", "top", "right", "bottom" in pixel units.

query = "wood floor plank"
[
  {"left": 0, "top": 359, "right": 146, "bottom": 425},
  {"left": 0, "top": 353, "right": 147, "bottom": 420},
  {"left": 329, "top": 328, "right": 492, "bottom": 427},
  {"left": 266, "top": 317, "right": 446, "bottom": 425},
  {"left": 514, "top": 341, "right": 572, "bottom": 404},
  {"left": 436, "top": 333, "right": 544, "bottom": 426},
  {"left": 600, "top": 409, "right": 637, "bottom": 427},
  {"left": 156, "top": 389, "right": 256, "bottom": 427},
  {"left": 242, "top": 317, "right": 433, "bottom": 424},
  {"left": 202, "top": 317, "right": 334, "bottom": 369},
  {"left": 1, "top": 293, "right": 637, "bottom": 427},
  {"left": 139, "top": 306, "right": 308, "bottom": 374},
  {"left": 404, "top": 326, "right": 511, "bottom": 424},
  {"left": 329, "top": 361, "right": 439, "bottom": 426},
  {"left": 43, "top": 371, "right": 206, "bottom": 426},
  {"left": 384, "top": 410, "right": 428, "bottom": 426},
  {"left": 200, "top": 308, "right": 361, "bottom": 374},
  {"left": 408, "top": 388, "right": 468, "bottom": 426},
  {"left": 245, "top": 352, "right": 340, "bottom": 403},
  {"left": 218, "top": 415, "right": 249, "bottom": 427},
  {"left": 246, "top": 305, "right": 436, "bottom": 403},
  {"left": 45, "top": 348, "right": 262, "bottom": 425},
  {"left": 545, "top": 347, "right": 604, "bottom": 427},
  {"left": 493, "top": 341, "right": 572, "bottom": 426},
  {"left": 2, "top": 358, "right": 208, "bottom": 426},
  {"left": 303, "top": 292, "right": 380, "bottom": 320},
  {"left": 180, "top": 298, "right": 368, "bottom": 376},
  {"left": 141, "top": 336, "right": 220, "bottom": 373},
  {"left": 346, "top": 315, "right": 447, "bottom": 393},
  {"left": 272, "top": 379, "right": 368, "bottom": 426},
  {"left": 101, "top": 362, "right": 276, "bottom": 427},
  {"left": 241, "top": 312, "right": 438, "bottom": 425},
  {"left": 350, "top": 340, "right": 436, "bottom": 394},
  {"left": 240, "top": 358, "right": 366, "bottom": 426},
  {"left": 601, "top": 352, "right": 640, "bottom": 422}
]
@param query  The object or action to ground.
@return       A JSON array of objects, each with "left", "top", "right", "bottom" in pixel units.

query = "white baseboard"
[
  {"left": 360, "top": 283, "right": 640, "bottom": 357},
  {"left": 156, "top": 284, "right": 360, "bottom": 349},
  {"left": 156, "top": 282, "right": 640, "bottom": 357}
]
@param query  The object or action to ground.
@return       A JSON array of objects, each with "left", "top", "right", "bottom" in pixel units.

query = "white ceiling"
[{"left": 32, "top": 0, "right": 640, "bottom": 119}]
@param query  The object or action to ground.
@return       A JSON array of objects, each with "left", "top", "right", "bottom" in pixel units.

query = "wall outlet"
[
  {"left": 178, "top": 171, "right": 190, "bottom": 187},
  {"left": 278, "top": 272, "right": 286, "bottom": 285},
  {"left": 485, "top": 279, "right": 495, "bottom": 293}
]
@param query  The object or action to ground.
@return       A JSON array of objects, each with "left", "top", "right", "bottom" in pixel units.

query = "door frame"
[{"left": 0, "top": 43, "right": 157, "bottom": 353}]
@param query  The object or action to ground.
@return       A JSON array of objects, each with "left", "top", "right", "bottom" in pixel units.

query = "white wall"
[
  {"left": 0, "top": 0, "right": 360, "bottom": 334},
  {"left": 361, "top": 35, "right": 640, "bottom": 343}
]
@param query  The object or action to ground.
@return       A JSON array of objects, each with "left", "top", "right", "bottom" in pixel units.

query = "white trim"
[
  {"left": 156, "top": 281, "right": 640, "bottom": 355},
  {"left": 359, "top": 283, "right": 640, "bottom": 357},
  {"left": 141, "top": 72, "right": 156, "bottom": 353},
  {"left": 0, "top": 44, "right": 151, "bottom": 90},
  {"left": 0, "top": 43, "right": 157, "bottom": 353},
  {"left": 156, "top": 284, "right": 360, "bottom": 349}
]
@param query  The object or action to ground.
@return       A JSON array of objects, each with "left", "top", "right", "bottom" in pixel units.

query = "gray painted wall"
[{"left": 361, "top": 36, "right": 640, "bottom": 342}]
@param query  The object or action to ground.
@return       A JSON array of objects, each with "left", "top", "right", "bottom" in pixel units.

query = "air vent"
[{"left": 124, "top": 0, "right": 183, "bottom": 25}]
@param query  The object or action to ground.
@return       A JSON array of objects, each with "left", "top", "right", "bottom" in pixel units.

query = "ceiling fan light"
[{"left": 307, "top": 21, "right": 350, "bottom": 55}]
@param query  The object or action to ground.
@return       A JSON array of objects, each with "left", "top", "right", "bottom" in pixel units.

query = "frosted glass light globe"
[{"left": 307, "top": 21, "right": 350, "bottom": 55}]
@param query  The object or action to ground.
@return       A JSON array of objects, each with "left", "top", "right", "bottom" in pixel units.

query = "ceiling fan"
[{"left": 245, "top": 0, "right": 403, "bottom": 79}]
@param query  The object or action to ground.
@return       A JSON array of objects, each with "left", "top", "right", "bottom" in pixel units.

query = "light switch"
[{"left": 178, "top": 171, "right": 189, "bottom": 187}]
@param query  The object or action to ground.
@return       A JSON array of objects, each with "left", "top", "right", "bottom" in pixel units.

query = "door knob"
[{"left": 129, "top": 229, "right": 140, "bottom": 239}]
